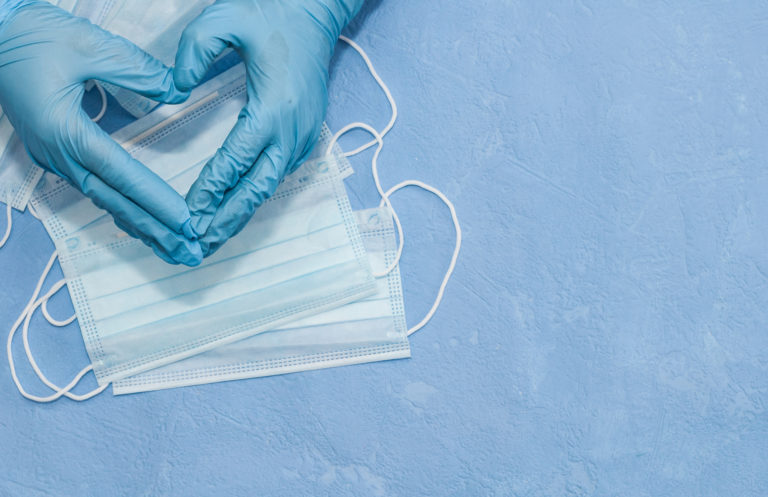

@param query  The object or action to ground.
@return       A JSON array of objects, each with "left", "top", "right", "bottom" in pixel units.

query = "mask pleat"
[{"left": 111, "top": 208, "right": 410, "bottom": 394}]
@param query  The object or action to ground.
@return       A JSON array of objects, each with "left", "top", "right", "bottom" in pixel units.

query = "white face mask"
[
  {"left": 22, "top": 66, "right": 373, "bottom": 387},
  {"left": 112, "top": 207, "right": 411, "bottom": 394}
]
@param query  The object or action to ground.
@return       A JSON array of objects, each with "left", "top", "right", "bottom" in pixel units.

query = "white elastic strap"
[
  {"left": 27, "top": 202, "right": 41, "bottom": 220},
  {"left": 338, "top": 35, "right": 397, "bottom": 157},
  {"left": 0, "top": 202, "right": 11, "bottom": 248},
  {"left": 382, "top": 181, "right": 462, "bottom": 336},
  {"left": 41, "top": 281, "right": 76, "bottom": 326},
  {"left": 326, "top": 123, "right": 461, "bottom": 335},
  {"left": 326, "top": 124, "right": 461, "bottom": 334},
  {"left": 326, "top": 36, "right": 461, "bottom": 335},
  {"left": 91, "top": 82, "right": 108, "bottom": 123},
  {"left": 329, "top": 39, "right": 461, "bottom": 334},
  {"left": 326, "top": 121, "right": 402, "bottom": 275},
  {"left": 22, "top": 281, "right": 106, "bottom": 401},
  {"left": 6, "top": 252, "right": 107, "bottom": 402}
]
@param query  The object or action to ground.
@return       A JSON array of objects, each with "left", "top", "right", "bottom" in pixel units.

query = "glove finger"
[
  {"left": 83, "top": 173, "right": 203, "bottom": 266},
  {"left": 199, "top": 148, "right": 284, "bottom": 257},
  {"left": 69, "top": 113, "right": 196, "bottom": 239},
  {"left": 186, "top": 105, "right": 271, "bottom": 235},
  {"left": 84, "top": 25, "right": 189, "bottom": 105},
  {"left": 111, "top": 216, "right": 189, "bottom": 266},
  {"left": 173, "top": 7, "right": 233, "bottom": 92}
]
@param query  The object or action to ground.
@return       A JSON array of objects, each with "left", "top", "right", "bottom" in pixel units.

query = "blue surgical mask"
[
  {"left": 26, "top": 67, "right": 373, "bottom": 386},
  {"left": 72, "top": 0, "right": 215, "bottom": 117},
  {"left": 112, "top": 207, "right": 411, "bottom": 394}
]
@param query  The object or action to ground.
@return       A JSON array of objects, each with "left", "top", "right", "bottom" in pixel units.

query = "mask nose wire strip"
[
  {"left": 337, "top": 35, "right": 397, "bottom": 157},
  {"left": 90, "top": 82, "right": 108, "bottom": 123},
  {"left": 7, "top": 251, "right": 107, "bottom": 402},
  {"left": 0, "top": 202, "right": 11, "bottom": 248}
]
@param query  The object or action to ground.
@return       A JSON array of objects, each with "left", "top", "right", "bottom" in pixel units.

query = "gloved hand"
[
  {"left": 174, "top": 0, "right": 364, "bottom": 256},
  {"left": 0, "top": 0, "right": 202, "bottom": 266}
]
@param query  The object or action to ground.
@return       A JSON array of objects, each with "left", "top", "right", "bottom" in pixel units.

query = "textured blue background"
[{"left": 2, "top": 1, "right": 768, "bottom": 495}]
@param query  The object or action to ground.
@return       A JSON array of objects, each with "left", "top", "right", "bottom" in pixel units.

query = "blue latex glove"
[
  {"left": 0, "top": 0, "right": 202, "bottom": 266},
  {"left": 174, "top": 0, "right": 364, "bottom": 256}
]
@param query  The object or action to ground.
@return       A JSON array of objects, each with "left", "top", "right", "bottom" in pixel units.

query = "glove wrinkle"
[{"left": 0, "top": 0, "right": 201, "bottom": 265}]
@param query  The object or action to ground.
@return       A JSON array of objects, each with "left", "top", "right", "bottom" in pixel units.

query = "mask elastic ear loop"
[
  {"left": 27, "top": 201, "right": 41, "bottom": 220},
  {"left": 0, "top": 202, "right": 11, "bottom": 248},
  {"left": 381, "top": 181, "right": 461, "bottom": 336},
  {"left": 40, "top": 280, "right": 76, "bottom": 326},
  {"left": 22, "top": 282, "right": 107, "bottom": 401},
  {"left": 90, "top": 82, "right": 108, "bottom": 123},
  {"left": 7, "top": 251, "right": 107, "bottom": 402},
  {"left": 326, "top": 124, "right": 461, "bottom": 335},
  {"left": 327, "top": 38, "right": 461, "bottom": 335},
  {"left": 337, "top": 35, "right": 397, "bottom": 157},
  {"left": 326, "top": 122, "right": 403, "bottom": 276}
]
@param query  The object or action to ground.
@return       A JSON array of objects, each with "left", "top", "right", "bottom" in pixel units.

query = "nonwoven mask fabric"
[
  {"left": 112, "top": 207, "right": 410, "bottom": 394},
  {"left": 0, "top": 133, "right": 44, "bottom": 211},
  {"left": 26, "top": 66, "right": 374, "bottom": 386},
  {"left": 72, "top": 0, "right": 215, "bottom": 117}
]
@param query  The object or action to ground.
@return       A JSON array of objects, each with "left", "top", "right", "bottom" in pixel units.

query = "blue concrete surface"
[{"left": 1, "top": 1, "right": 768, "bottom": 495}]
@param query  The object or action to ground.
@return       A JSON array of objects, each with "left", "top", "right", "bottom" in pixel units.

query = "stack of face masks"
[
  {"left": 112, "top": 206, "right": 410, "bottom": 394},
  {"left": 3, "top": 17, "right": 461, "bottom": 401}
]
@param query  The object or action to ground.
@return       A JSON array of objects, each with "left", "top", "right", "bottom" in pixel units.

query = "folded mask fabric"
[
  {"left": 72, "top": 0, "right": 215, "bottom": 117},
  {"left": 112, "top": 207, "right": 410, "bottom": 394},
  {"left": 28, "top": 67, "right": 374, "bottom": 385}
]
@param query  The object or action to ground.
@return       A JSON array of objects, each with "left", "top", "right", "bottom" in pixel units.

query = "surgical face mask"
[
  {"left": 107, "top": 41, "right": 462, "bottom": 395},
  {"left": 112, "top": 207, "right": 410, "bottom": 394},
  {"left": 25, "top": 66, "right": 373, "bottom": 386},
  {"left": 72, "top": 0, "right": 215, "bottom": 117},
  {"left": 8, "top": 35, "right": 462, "bottom": 403}
]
